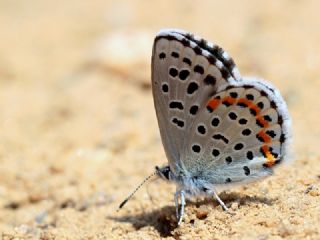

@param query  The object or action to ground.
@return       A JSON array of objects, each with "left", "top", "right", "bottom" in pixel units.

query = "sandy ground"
[{"left": 0, "top": 0, "right": 320, "bottom": 239}]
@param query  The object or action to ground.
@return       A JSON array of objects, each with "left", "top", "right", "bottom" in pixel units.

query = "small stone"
[
  {"left": 278, "top": 222, "right": 295, "bottom": 237},
  {"left": 196, "top": 207, "right": 209, "bottom": 220},
  {"left": 309, "top": 189, "right": 320, "bottom": 197},
  {"left": 265, "top": 219, "right": 279, "bottom": 228},
  {"left": 28, "top": 192, "right": 46, "bottom": 203},
  {"left": 256, "top": 217, "right": 279, "bottom": 228},
  {"left": 298, "top": 178, "right": 314, "bottom": 186},
  {"left": 289, "top": 216, "right": 301, "bottom": 225},
  {"left": 231, "top": 202, "right": 239, "bottom": 210},
  {"left": 305, "top": 185, "right": 319, "bottom": 196}
]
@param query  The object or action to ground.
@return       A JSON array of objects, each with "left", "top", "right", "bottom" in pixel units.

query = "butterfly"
[{"left": 120, "top": 29, "right": 291, "bottom": 225}]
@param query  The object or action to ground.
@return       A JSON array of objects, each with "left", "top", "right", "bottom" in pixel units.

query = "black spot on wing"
[
  {"left": 211, "top": 117, "right": 220, "bottom": 127},
  {"left": 247, "top": 151, "right": 253, "bottom": 160},
  {"left": 172, "top": 118, "right": 184, "bottom": 128},
  {"left": 239, "top": 118, "right": 248, "bottom": 125},
  {"left": 234, "top": 143, "right": 244, "bottom": 150},
  {"left": 246, "top": 94, "right": 254, "bottom": 100},
  {"left": 212, "top": 134, "right": 229, "bottom": 144},
  {"left": 204, "top": 75, "right": 216, "bottom": 85},
  {"left": 169, "top": 101, "right": 184, "bottom": 110},
  {"left": 226, "top": 178, "right": 232, "bottom": 183},
  {"left": 159, "top": 52, "right": 166, "bottom": 59},
  {"left": 270, "top": 101, "right": 277, "bottom": 109},
  {"left": 197, "top": 124, "right": 206, "bottom": 135},
  {"left": 194, "top": 65, "right": 204, "bottom": 74},
  {"left": 169, "top": 67, "right": 178, "bottom": 78},
  {"left": 187, "top": 82, "right": 199, "bottom": 95},
  {"left": 237, "top": 102, "right": 248, "bottom": 108},
  {"left": 249, "top": 108, "right": 257, "bottom": 116},
  {"left": 228, "top": 112, "right": 237, "bottom": 120},
  {"left": 189, "top": 105, "right": 199, "bottom": 115},
  {"left": 192, "top": 144, "right": 201, "bottom": 153},
  {"left": 220, "top": 67, "right": 230, "bottom": 79},
  {"left": 257, "top": 102, "right": 264, "bottom": 109},
  {"left": 179, "top": 69, "right": 190, "bottom": 80},
  {"left": 242, "top": 129, "right": 252, "bottom": 136},
  {"left": 225, "top": 156, "right": 232, "bottom": 164},
  {"left": 266, "top": 130, "right": 276, "bottom": 138},
  {"left": 230, "top": 92, "right": 238, "bottom": 98},
  {"left": 194, "top": 46, "right": 202, "bottom": 55},
  {"left": 162, "top": 83, "right": 168, "bottom": 93},
  {"left": 171, "top": 52, "right": 179, "bottom": 58},
  {"left": 208, "top": 56, "right": 217, "bottom": 65},
  {"left": 212, "top": 149, "right": 220, "bottom": 157},
  {"left": 243, "top": 166, "right": 250, "bottom": 176},
  {"left": 183, "top": 57, "right": 192, "bottom": 65},
  {"left": 264, "top": 115, "right": 272, "bottom": 122}
]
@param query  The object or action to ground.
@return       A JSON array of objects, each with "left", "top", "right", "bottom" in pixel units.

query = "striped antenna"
[{"left": 118, "top": 170, "right": 158, "bottom": 210}]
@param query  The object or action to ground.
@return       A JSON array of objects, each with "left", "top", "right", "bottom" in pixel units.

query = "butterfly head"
[{"left": 155, "top": 165, "right": 172, "bottom": 181}]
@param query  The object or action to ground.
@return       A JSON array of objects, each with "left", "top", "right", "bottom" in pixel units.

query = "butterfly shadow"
[
  {"left": 109, "top": 205, "right": 178, "bottom": 237},
  {"left": 109, "top": 191, "right": 276, "bottom": 237},
  {"left": 214, "top": 190, "right": 277, "bottom": 207}
]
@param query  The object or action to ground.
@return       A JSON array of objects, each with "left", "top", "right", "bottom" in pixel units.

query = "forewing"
[{"left": 151, "top": 29, "right": 241, "bottom": 173}]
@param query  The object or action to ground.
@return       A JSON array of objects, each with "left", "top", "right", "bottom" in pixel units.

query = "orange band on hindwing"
[
  {"left": 207, "top": 98, "right": 221, "bottom": 111},
  {"left": 206, "top": 90, "right": 279, "bottom": 168},
  {"left": 261, "top": 145, "right": 276, "bottom": 167},
  {"left": 257, "top": 130, "right": 271, "bottom": 143},
  {"left": 222, "top": 96, "right": 236, "bottom": 106}
]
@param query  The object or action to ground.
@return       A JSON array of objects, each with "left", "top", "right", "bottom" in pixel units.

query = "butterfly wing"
[
  {"left": 151, "top": 29, "right": 241, "bottom": 174},
  {"left": 152, "top": 29, "right": 291, "bottom": 185},
  {"left": 183, "top": 77, "right": 291, "bottom": 184}
]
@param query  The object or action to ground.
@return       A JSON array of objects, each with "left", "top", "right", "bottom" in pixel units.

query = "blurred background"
[{"left": 0, "top": 0, "right": 319, "bottom": 239}]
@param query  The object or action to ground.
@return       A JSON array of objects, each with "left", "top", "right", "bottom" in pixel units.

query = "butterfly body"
[
  {"left": 157, "top": 165, "right": 212, "bottom": 197},
  {"left": 150, "top": 29, "right": 291, "bottom": 224}
]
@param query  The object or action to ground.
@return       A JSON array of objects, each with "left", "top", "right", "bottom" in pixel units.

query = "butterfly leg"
[
  {"left": 178, "top": 190, "right": 186, "bottom": 225},
  {"left": 174, "top": 190, "right": 186, "bottom": 225},
  {"left": 174, "top": 191, "right": 180, "bottom": 220},
  {"left": 210, "top": 189, "right": 229, "bottom": 212}
]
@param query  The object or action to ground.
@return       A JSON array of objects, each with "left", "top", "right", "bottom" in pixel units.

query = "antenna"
[{"left": 118, "top": 170, "right": 158, "bottom": 210}]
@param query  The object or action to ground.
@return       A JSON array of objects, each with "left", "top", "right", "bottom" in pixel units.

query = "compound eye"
[{"left": 156, "top": 166, "right": 171, "bottom": 180}]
